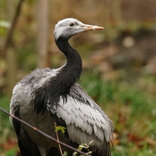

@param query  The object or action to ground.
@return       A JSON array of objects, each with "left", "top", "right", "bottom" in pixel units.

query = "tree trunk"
[
  {"left": 6, "top": 48, "right": 17, "bottom": 95},
  {"left": 6, "top": 0, "right": 17, "bottom": 96},
  {"left": 36, "top": 0, "right": 50, "bottom": 68}
]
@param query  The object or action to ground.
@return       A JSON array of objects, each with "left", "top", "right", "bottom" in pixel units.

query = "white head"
[{"left": 54, "top": 18, "right": 104, "bottom": 40}]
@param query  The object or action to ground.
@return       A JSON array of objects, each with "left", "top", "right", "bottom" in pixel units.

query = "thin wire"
[{"left": 0, "top": 107, "right": 91, "bottom": 156}]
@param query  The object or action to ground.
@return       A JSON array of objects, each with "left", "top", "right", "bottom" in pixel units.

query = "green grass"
[
  {"left": 112, "top": 144, "right": 156, "bottom": 156},
  {"left": 0, "top": 96, "right": 13, "bottom": 142},
  {"left": 0, "top": 96, "right": 16, "bottom": 155},
  {"left": 3, "top": 148, "right": 18, "bottom": 156}
]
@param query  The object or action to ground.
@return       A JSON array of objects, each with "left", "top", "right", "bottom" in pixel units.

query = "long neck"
[
  {"left": 34, "top": 37, "right": 82, "bottom": 114},
  {"left": 55, "top": 37, "right": 82, "bottom": 94}
]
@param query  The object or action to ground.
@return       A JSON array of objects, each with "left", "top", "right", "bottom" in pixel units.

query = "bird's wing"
[{"left": 47, "top": 83, "right": 113, "bottom": 149}]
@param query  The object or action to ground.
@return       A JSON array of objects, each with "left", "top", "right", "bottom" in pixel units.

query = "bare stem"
[{"left": 54, "top": 122, "right": 63, "bottom": 155}]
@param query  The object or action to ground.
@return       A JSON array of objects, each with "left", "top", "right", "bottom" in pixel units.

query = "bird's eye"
[{"left": 70, "top": 23, "right": 75, "bottom": 27}]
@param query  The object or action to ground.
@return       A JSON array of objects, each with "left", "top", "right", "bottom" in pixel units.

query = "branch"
[
  {"left": 0, "top": 107, "right": 91, "bottom": 156},
  {"left": 2, "top": 0, "right": 25, "bottom": 56}
]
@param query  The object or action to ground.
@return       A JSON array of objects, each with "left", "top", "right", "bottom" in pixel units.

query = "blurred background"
[{"left": 0, "top": 0, "right": 156, "bottom": 155}]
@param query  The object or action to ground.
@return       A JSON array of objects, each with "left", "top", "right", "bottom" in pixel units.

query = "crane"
[{"left": 10, "top": 18, "right": 113, "bottom": 156}]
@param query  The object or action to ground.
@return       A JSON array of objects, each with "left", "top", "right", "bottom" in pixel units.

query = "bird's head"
[{"left": 54, "top": 18, "right": 104, "bottom": 40}]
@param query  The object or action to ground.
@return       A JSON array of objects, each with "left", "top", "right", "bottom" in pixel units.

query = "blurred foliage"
[
  {"left": 80, "top": 72, "right": 156, "bottom": 155},
  {"left": 1, "top": 0, "right": 156, "bottom": 155}
]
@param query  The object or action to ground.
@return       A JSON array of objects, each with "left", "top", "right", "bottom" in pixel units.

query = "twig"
[
  {"left": 54, "top": 122, "right": 63, "bottom": 155},
  {"left": 2, "top": 0, "right": 25, "bottom": 56},
  {"left": 0, "top": 107, "right": 91, "bottom": 156}
]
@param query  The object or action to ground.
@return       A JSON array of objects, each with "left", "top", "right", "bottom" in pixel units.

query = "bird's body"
[{"left": 10, "top": 18, "right": 113, "bottom": 156}]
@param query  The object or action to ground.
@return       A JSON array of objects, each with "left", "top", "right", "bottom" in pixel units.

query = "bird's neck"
[
  {"left": 55, "top": 37, "right": 82, "bottom": 94},
  {"left": 34, "top": 37, "right": 82, "bottom": 114}
]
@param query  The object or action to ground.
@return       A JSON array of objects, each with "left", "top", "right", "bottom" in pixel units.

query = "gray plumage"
[{"left": 10, "top": 18, "right": 114, "bottom": 156}]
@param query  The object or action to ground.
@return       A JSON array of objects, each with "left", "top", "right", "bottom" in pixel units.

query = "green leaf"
[
  {"left": 63, "top": 151, "right": 68, "bottom": 156},
  {"left": 55, "top": 126, "right": 66, "bottom": 133},
  {"left": 0, "top": 21, "right": 10, "bottom": 28}
]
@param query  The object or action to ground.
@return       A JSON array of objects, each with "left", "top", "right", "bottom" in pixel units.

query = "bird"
[{"left": 10, "top": 18, "right": 113, "bottom": 156}]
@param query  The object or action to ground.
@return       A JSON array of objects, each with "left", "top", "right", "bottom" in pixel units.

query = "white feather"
[{"left": 49, "top": 95, "right": 112, "bottom": 144}]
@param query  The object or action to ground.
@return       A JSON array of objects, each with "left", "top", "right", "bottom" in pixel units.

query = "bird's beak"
[{"left": 82, "top": 24, "right": 104, "bottom": 31}]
